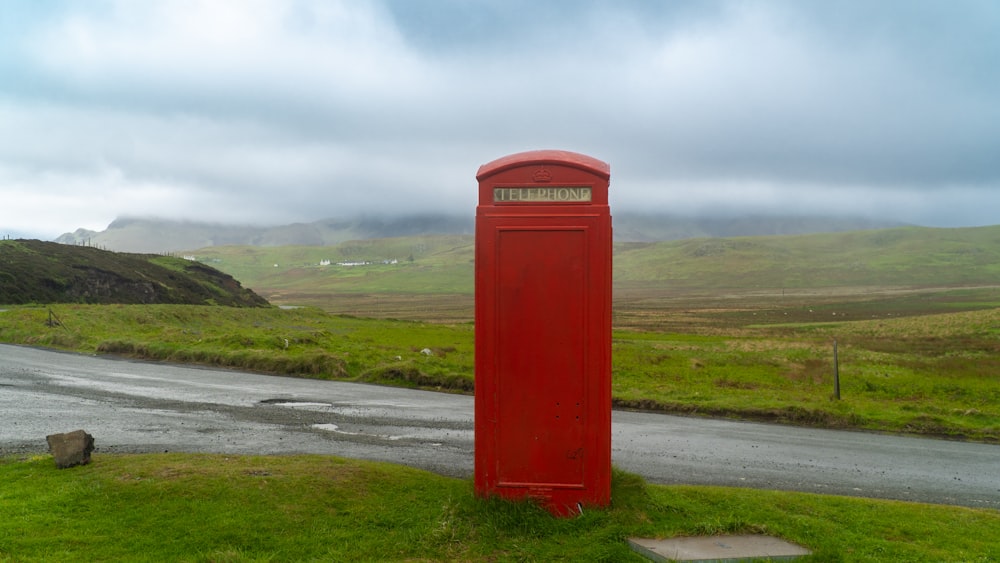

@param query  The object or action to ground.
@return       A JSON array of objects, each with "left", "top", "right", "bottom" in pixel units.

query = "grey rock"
[{"left": 46, "top": 430, "right": 95, "bottom": 469}]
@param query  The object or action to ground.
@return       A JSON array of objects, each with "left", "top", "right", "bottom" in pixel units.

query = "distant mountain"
[
  {"left": 55, "top": 214, "right": 907, "bottom": 253},
  {"left": 0, "top": 239, "right": 269, "bottom": 307}
]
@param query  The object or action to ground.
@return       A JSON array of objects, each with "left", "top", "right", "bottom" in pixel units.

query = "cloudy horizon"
[{"left": 2, "top": 0, "right": 999, "bottom": 240}]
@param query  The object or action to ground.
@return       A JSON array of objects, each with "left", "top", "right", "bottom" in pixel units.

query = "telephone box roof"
[{"left": 477, "top": 150, "right": 610, "bottom": 181}]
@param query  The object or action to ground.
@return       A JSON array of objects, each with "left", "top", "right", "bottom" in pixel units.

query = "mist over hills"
[
  {"left": 56, "top": 215, "right": 475, "bottom": 254},
  {"left": 55, "top": 214, "right": 906, "bottom": 253}
]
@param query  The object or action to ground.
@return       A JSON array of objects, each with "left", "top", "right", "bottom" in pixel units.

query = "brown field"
[{"left": 262, "top": 283, "right": 1000, "bottom": 332}]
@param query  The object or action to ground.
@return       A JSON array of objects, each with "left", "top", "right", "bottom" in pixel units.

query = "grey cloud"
[{"left": 2, "top": 0, "right": 999, "bottom": 238}]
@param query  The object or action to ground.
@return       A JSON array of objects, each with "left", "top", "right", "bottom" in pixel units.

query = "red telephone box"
[{"left": 474, "top": 150, "right": 612, "bottom": 516}]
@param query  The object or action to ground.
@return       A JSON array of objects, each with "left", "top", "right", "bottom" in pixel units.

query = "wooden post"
[
  {"left": 833, "top": 339, "right": 841, "bottom": 400},
  {"left": 47, "top": 308, "right": 69, "bottom": 331}
]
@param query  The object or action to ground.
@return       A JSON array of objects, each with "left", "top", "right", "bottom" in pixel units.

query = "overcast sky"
[{"left": 2, "top": 0, "right": 999, "bottom": 239}]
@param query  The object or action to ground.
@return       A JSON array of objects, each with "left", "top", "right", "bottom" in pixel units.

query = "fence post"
[
  {"left": 833, "top": 339, "right": 841, "bottom": 400},
  {"left": 47, "top": 308, "right": 70, "bottom": 331}
]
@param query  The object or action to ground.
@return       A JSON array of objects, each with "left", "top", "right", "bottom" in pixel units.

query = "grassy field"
[
  {"left": 614, "top": 225, "right": 1000, "bottom": 289},
  {"left": 0, "top": 305, "right": 474, "bottom": 391},
  {"left": 3, "top": 226, "right": 1000, "bottom": 560},
  {"left": 176, "top": 226, "right": 1000, "bottom": 320},
  {"left": 2, "top": 453, "right": 998, "bottom": 561},
  {"left": 612, "top": 306, "right": 1000, "bottom": 440},
  {"left": 2, "top": 301, "right": 998, "bottom": 441}
]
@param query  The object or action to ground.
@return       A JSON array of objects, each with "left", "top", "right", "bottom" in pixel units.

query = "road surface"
[{"left": 2, "top": 343, "right": 997, "bottom": 509}]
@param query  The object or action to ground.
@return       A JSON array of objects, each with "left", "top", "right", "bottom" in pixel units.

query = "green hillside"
[
  {"left": 0, "top": 240, "right": 268, "bottom": 307},
  {"left": 189, "top": 235, "right": 474, "bottom": 295},
  {"left": 615, "top": 225, "right": 1000, "bottom": 289},
  {"left": 187, "top": 226, "right": 1000, "bottom": 299}
]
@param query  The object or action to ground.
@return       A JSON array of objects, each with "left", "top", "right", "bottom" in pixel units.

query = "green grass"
[
  {"left": 2, "top": 303, "right": 999, "bottom": 441},
  {"left": 179, "top": 228, "right": 1000, "bottom": 323},
  {"left": 614, "top": 225, "right": 1000, "bottom": 289},
  {"left": 611, "top": 323, "right": 1000, "bottom": 440},
  {"left": 612, "top": 305, "right": 1000, "bottom": 440},
  {"left": 189, "top": 235, "right": 474, "bottom": 295},
  {"left": 5, "top": 227, "right": 1000, "bottom": 559},
  {"left": 0, "top": 304, "right": 473, "bottom": 392},
  {"left": 1, "top": 454, "right": 997, "bottom": 561},
  {"left": 187, "top": 227, "right": 1000, "bottom": 300},
  {"left": 0, "top": 239, "right": 266, "bottom": 307}
]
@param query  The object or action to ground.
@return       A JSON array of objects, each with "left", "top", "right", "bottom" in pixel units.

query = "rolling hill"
[
  {"left": 613, "top": 225, "right": 1000, "bottom": 290},
  {"left": 185, "top": 225, "right": 1000, "bottom": 295},
  {"left": 0, "top": 239, "right": 269, "bottom": 307}
]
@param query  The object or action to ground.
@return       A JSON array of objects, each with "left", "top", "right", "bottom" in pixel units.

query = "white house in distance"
[{"left": 315, "top": 258, "right": 401, "bottom": 267}]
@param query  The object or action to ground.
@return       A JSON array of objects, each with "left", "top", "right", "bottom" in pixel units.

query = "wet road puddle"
[
  {"left": 311, "top": 423, "right": 443, "bottom": 444},
  {"left": 261, "top": 399, "right": 461, "bottom": 446},
  {"left": 259, "top": 399, "right": 333, "bottom": 409}
]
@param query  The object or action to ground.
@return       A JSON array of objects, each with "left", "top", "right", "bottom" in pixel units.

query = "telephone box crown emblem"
[{"left": 532, "top": 168, "right": 552, "bottom": 183}]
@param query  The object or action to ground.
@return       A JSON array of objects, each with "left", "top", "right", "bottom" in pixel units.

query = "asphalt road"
[{"left": 2, "top": 343, "right": 998, "bottom": 509}]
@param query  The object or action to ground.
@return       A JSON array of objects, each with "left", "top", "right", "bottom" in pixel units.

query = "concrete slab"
[{"left": 628, "top": 535, "right": 811, "bottom": 562}]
